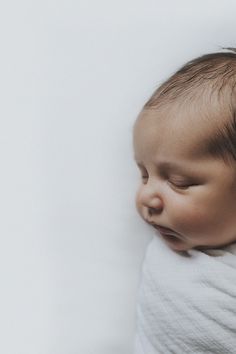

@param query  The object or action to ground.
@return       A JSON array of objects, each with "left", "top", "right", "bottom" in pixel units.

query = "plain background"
[{"left": 1, "top": 1, "right": 236, "bottom": 353}]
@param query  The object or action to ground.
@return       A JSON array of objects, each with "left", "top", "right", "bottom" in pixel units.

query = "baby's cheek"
[{"left": 172, "top": 204, "right": 208, "bottom": 232}]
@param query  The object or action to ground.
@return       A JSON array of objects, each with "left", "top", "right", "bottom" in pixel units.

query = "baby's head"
[{"left": 133, "top": 49, "right": 236, "bottom": 252}]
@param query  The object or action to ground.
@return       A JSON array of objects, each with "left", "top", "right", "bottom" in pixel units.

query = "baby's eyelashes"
[{"left": 168, "top": 180, "right": 198, "bottom": 190}]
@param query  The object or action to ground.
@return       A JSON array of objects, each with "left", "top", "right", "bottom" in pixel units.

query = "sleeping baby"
[{"left": 133, "top": 48, "right": 236, "bottom": 353}]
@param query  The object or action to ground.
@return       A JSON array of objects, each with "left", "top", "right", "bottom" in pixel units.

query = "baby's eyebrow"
[
  {"left": 159, "top": 162, "right": 206, "bottom": 179},
  {"left": 161, "top": 163, "right": 196, "bottom": 177},
  {"left": 157, "top": 162, "right": 187, "bottom": 173},
  {"left": 134, "top": 159, "right": 190, "bottom": 174}
]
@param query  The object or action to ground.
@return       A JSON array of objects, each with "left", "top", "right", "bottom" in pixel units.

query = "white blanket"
[{"left": 134, "top": 235, "right": 236, "bottom": 354}]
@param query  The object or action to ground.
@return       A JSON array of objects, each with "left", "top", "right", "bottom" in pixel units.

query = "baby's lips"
[
  {"left": 152, "top": 224, "right": 175, "bottom": 233},
  {"left": 152, "top": 224, "right": 184, "bottom": 239}
]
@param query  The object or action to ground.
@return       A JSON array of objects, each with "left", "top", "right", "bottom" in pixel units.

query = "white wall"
[{"left": 0, "top": 1, "right": 236, "bottom": 353}]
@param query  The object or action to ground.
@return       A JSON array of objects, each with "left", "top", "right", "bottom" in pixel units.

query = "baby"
[{"left": 133, "top": 49, "right": 236, "bottom": 353}]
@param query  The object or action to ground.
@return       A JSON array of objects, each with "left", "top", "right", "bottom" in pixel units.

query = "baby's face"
[{"left": 133, "top": 107, "right": 236, "bottom": 252}]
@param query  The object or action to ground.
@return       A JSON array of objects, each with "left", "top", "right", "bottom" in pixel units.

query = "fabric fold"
[{"left": 135, "top": 235, "right": 236, "bottom": 354}]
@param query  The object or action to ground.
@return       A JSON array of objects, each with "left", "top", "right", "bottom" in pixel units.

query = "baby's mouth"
[
  {"left": 150, "top": 224, "right": 191, "bottom": 251},
  {"left": 152, "top": 224, "right": 183, "bottom": 240}
]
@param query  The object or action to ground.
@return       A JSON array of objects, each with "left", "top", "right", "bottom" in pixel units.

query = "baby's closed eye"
[{"left": 167, "top": 177, "right": 200, "bottom": 190}]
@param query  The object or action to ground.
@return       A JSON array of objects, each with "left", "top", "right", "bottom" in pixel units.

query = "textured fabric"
[{"left": 134, "top": 235, "right": 236, "bottom": 354}]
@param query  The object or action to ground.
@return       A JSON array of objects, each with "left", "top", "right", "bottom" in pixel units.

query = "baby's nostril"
[{"left": 148, "top": 207, "right": 156, "bottom": 216}]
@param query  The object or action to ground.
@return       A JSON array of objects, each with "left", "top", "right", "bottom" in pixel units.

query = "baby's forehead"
[
  {"left": 140, "top": 94, "right": 223, "bottom": 120},
  {"left": 140, "top": 92, "right": 231, "bottom": 129},
  {"left": 134, "top": 101, "right": 231, "bottom": 161}
]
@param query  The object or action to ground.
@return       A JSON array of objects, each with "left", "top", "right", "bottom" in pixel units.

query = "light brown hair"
[{"left": 143, "top": 48, "right": 236, "bottom": 164}]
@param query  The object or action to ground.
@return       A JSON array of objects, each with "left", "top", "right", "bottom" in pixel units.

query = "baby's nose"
[
  {"left": 140, "top": 183, "right": 164, "bottom": 213},
  {"left": 146, "top": 197, "right": 163, "bottom": 214}
]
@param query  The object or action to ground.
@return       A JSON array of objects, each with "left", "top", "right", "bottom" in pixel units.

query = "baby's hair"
[{"left": 143, "top": 48, "right": 236, "bottom": 165}]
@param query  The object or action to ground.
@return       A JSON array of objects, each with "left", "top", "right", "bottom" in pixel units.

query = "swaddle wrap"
[{"left": 135, "top": 235, "right": 236, "bottom": 354}]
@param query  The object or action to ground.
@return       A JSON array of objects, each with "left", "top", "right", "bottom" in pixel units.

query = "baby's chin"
[{"left": 160, "top": 234, "right": 193, "bottom": 252}]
